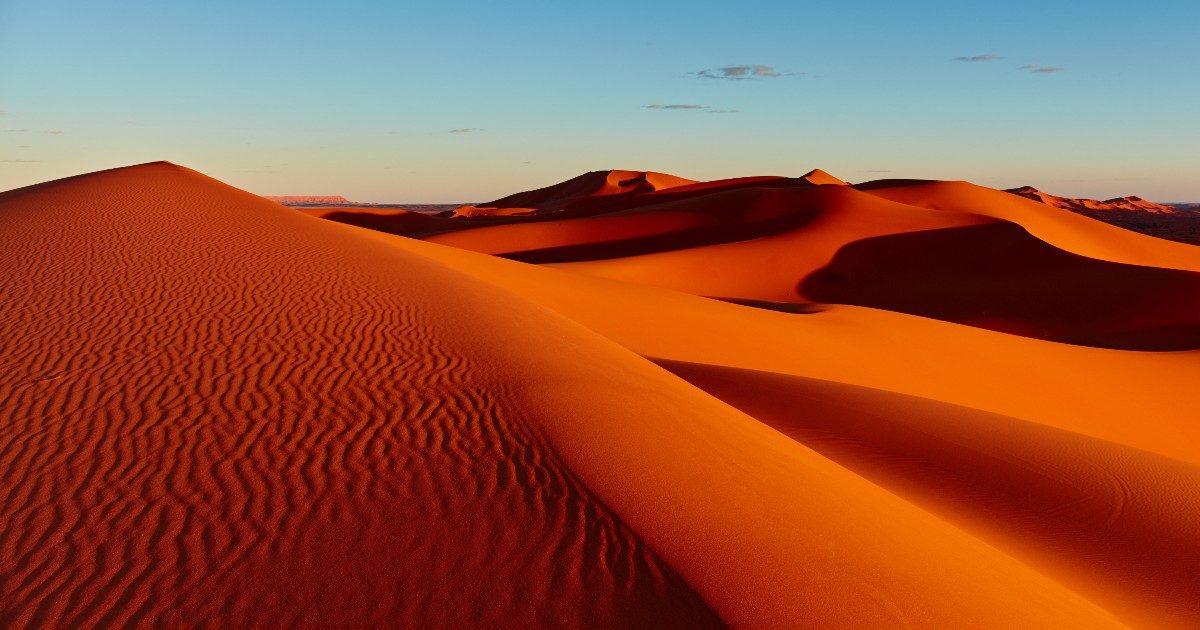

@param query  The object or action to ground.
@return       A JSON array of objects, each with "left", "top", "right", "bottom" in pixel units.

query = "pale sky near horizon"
[{"left": 2, "top": 1, "right": 1198, "bottom": 202}]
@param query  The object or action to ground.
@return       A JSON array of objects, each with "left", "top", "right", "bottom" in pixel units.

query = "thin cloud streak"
[
  {"left": 1020, "top": 64, "right": 1064, "bottom": 73},
  {"left": 643, "top": 104, "right": 739, "bottom": 114},
  {"left": 692, "top": 64, "right": 796, "bottom": 80},
  {"left": 955, "top": 54, "right": 1002, "bottom": 62}
]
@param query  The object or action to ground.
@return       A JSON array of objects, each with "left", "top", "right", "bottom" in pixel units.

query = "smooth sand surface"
[
  {"left": 1006, "top": 185, "right": 1180, "bottom": 214},
  {"left": 416, "top": 173, "right": 1200, "bottom": 349},
  {"left": 451, "top": 169, "right": 696, "bottom": 217},
  {"left": 3, "top": 162, "right": 1197, "bottom": 628}
]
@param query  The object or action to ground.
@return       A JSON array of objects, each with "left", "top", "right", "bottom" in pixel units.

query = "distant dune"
[
  {"left": 451, "top": 169, "right": 696, "bottom": 217},
  {"left": 264, "top": 195, "right": 353, "bottom": 206},
  {"left": 3, "top": 162, "right": 1198, "bottom": 628},
  {"left": 1005, "top": 185, "right": 1179, "bottom": 214}
]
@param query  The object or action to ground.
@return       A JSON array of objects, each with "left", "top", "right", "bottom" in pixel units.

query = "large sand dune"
[{"left": 2, "top": 162, "right": 1197, "bottom": 628}]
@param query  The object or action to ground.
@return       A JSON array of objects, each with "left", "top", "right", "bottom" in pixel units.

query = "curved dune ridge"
[
  {"left": 344, "top": 167, "right": 1200, "bottom": 350},
  {"left": 1, "top": 162, "right": 1197, "bottom": 628},
  {"left": 1006, "top": 185, "right": 1180, "bottom": 214},
  {"left": 451, "top": 169, "right": 696, "bottom": 217}
]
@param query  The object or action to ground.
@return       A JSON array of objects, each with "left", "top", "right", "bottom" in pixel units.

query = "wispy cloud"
[
  {"left": 643, "top": 104, "right": 739, "bottom": 114},
  {"left": 955, "top": 54, "right": 1002, "bottom": 62},
  {"left": 692, "top": 64, "right": 796, "bottom": 80},
  {"left": 1019, "top": 64, "right": 1064, "bottom": 73},
  {"left": 3, "top": 128, "right": 65, "bottom": 135},
  {"left": 0, "top": 159, "right": 40, "bottom": 163},
  {"left": 449, "top": 128, "right": 483, "bottom": 133}
]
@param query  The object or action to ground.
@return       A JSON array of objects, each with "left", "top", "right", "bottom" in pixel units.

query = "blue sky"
[{"left": 2, "top": 0, "right": 1197, "bottom": 201}]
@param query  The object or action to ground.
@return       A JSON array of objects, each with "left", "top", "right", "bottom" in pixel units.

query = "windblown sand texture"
[{"left": 2, "top": 162, "right": 1198, "bottom": 628}]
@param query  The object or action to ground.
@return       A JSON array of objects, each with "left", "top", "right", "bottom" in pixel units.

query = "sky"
[{"left": 2, "top": 0, "right": 1198, "bottom": 202}]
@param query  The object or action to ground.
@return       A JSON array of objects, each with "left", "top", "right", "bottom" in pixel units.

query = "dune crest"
[
  {"left": 4, "top": 161, "right": 1198, "bottom": 628},
  {"left": 1006, "top": 185, "right": 1179, "bottom": 214},
  {"left": 799, "top": 168, "right": 848, "bottom": 185},
  {"left": 451, "top": 169, "right": 696, "bottom": 217}
]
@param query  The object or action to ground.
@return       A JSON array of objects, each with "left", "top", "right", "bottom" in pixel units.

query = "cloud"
[
  {"left": 449, "top": 128, "right": 483, "bottom": 133},
  {"left": 692, "top": 64, "right": 794, "bottom": 80},
  {"left": 866, "top": 169, "right": 893, "bottom": 173},
  {"left": 0, "top": 159, "right": 40, "bottom": 163},
  {"left": 955, "top": 54, "right": 1001, "bottom": 62},
  {"left": 643, "top": 104, "right": 739, "bottom": 114},
  {"left": 3, "top": 128, "right": 65, "bottom": 135},
  {"left": 1019, "top": 64, "right": 1064, "bottom": 73}
]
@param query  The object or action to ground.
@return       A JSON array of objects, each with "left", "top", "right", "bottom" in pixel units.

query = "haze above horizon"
[{"left": 1, "top": 0, "right": 1197, "bottom": 202}]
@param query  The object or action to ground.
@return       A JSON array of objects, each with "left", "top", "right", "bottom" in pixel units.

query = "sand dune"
[
  {"left": 3, "top": 161, "right": 1197, "bottom": 628},
  {"left": 1006, "top": 185, "right": 1179, "bottom": 214},
  {"left": 658, "top": 360, "right": 1200, "bottom": 629},
  {"left": 265, "top": 195, "right": 353, "bottom": 206},
  {"left": 411, "top": 170, "right": 1200, "bottom": 349},
  {"left": 859, "top": 179, "right": 1200, "bottom": 273},
  {"left": 298, "top": 206, "right": 451, "bottom": 235},
  {"left": 0, "top": 164, "right": 717, "bottom": 627},
  {"left": 451, "top": 169, "right": 696, "bottom": 217}
]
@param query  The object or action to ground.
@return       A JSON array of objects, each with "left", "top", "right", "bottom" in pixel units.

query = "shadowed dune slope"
[
  {"left": 320, "top": 169, "right": 848, "bottom": 239},
  {"left": 298, "top": 206, "right": 451, "bottom": 235},
  {"left": 657, "top": 359, "right": 1200, "bottom": 629},
  {"left": 423, "top": 175, "right": 1200, "bottom": 349},
  {"left": 0, "top": 163, "right": 1129, "bottom": 628},
  {"left": 385, "top": 234, "right": 1200, "bottom": 467},
  {"left": 801, "top": 222, "right": 1200, "bottom": 349},
  {"left": 543, "top": 184, "right": 996, "bottom": 300},
  {"left": 366, "top": 221, "right": 1200, "bottom": 626},
  {"left": 859, "top": 179, "right": 1200, "bottom": 272},
  {"left": 429, "top": 186, "right": 831, "bottom": 261},
  {"left": 452, "top": 169, "right": 695, "bottom": 217}
]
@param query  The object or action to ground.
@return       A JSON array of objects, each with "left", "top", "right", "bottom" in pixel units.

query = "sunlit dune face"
[{"left": 3, "top": 161, "right": 1198, "bottom": 628}]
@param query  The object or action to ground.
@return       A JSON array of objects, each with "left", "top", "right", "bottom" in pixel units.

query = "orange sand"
[{"left": 2, "top": 162, "right": 1197, "bottom": 628}]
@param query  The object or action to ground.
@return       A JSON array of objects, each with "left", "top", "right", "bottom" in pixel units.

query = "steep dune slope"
[
  {"left": 424, "top": 174, "right": 1200, "bottom": 349},
  {"left": 452, "top": 169, "right": 695, "bottom": 217},
  {"left": 0, "top": 163, "right": 1127, "bottom": 628},
  {"left": 0, "top": 163, "right": 718, "bottom": 628},
  {"left": 429, "top": 186, "right": 834, "bottom": 261},
  {"left": 541, "top": 184, "right": 996, "bottom": 301},
  {"left": 386, "top": 234, "right": 1200, "bottom": 467},
  {"left": 800, "top": 222, "right": 1200, "bottom": 349},
  {"left": 860, "top": 179, "right": 1200, "bottom": 272},
  {"left": 366, "top": 217, "right": 1200, "bottom": 627},
  {"left": 299, "top": 206, "right": 451, "bottom": 235},
  {"left": 658, "top": 360, "right": 1200, "bottom": 629}
]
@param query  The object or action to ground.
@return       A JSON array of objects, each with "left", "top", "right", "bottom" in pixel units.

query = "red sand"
[
  {"left": 3, "top": 162, "right": 1198, "bottom": 628},
  {"left": 1006, "top": 185, "right": 1180, "bottom": 214}
]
